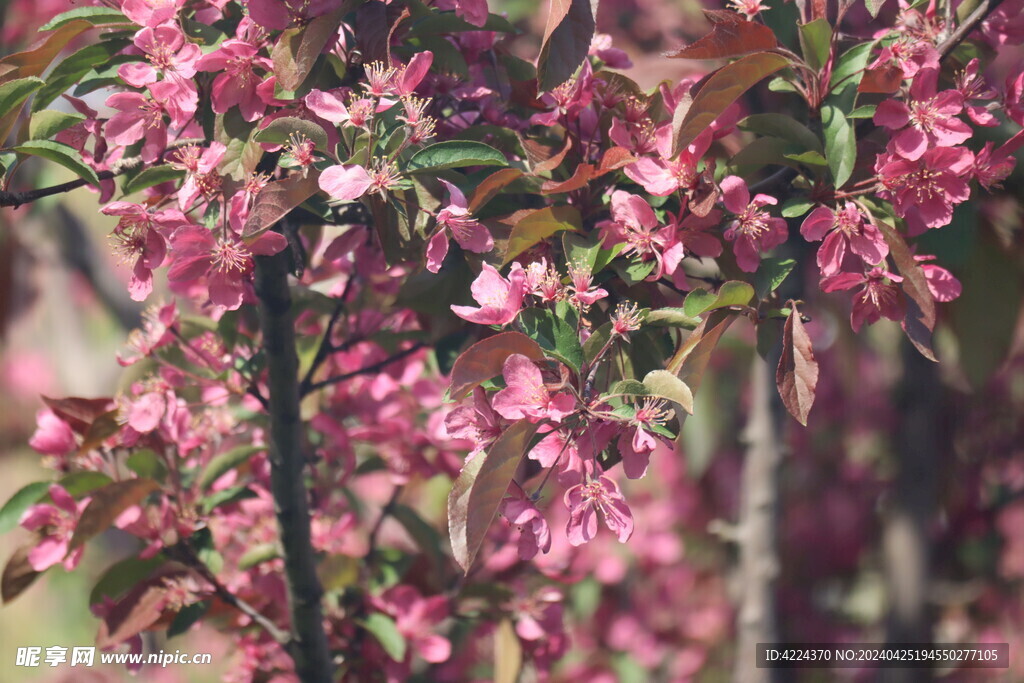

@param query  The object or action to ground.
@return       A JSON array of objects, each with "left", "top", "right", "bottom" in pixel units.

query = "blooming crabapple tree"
[{"left": 0, "top": 0, "right": 1021, "bottom": 678}]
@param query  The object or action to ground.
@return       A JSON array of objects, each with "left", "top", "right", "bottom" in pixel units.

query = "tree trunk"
[{"left": 254, "top": 248, "right": 333, "bottom": 682}]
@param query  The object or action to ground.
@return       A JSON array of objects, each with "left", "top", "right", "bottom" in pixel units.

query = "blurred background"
[{"left": 1, "top": 0, "right": 1023, "bottom": 681}]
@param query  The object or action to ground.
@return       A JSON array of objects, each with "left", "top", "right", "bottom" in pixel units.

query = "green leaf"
[
  {"left": 13, "top": 139, "right": 99, "bottom": 186},
  {"left": 642, "top": 369, "right": 694, "bottom": 415},
  {"left": 683, "top": 280, "right": 754, "bottom": 317},
  {"left": 781, "top": 198, "right": 814, "bottom": 217},
  {"left": 783, "top": 150, "right": 828, "bottom": 167},
  {"left": 583, "top": 321, "right": 614, "bottom": 364},
  {"left": 254, "top": 116, "right": 329, "bottom": 152},
  {"left": 829, "top": 42, "right": 875, "bottom": 99},
  {"left": 562, "top": 231, "right": 602, "bottom": 274},
  {"left": 33, "top": 39, "right": 130, "bottom": 112},
  {"left": 122, "top": 165, "right": 185, "bottom": 195},
  {"left": 448, "top": 419, "right": 541, "bottom": 573},
  {"left": 847, "top": 104, "right": 877, "bottom": 119},
  {"left": 613, "top": 257, "right": 655, "bottom": 285},
  {"left": 0, "top": 482, "right": 50, "bottom": 535},
  {"left": 643, "top": 307, "right": 702, "bottom": 329},
  {"left": 673, "top": 51, "right": 789, "bottom": 155},
  {"left": 754, "top": 257, "right": 797, "bottom": 299},
  {"left": 0, "top": 77, "right": 44, "bottom": 120},
  {"left": 409, "top": 9, "right": 517, "bottom": 35},
  {"left": 739, "top": 113, "right": 822, "bottom": 153},
  {"left": 504, "top": 205, "right": 581, "bottom": 264},
  {"left": 821, "top": 101, "right": 855, "bottom": 189},
  {"left": 798, "top": 19, "right": 832, "bottom": 71},
  {"left": 518, "top": 307, "right": 585, "bottom": 373},
  {"left": 361, "top": 613, "right": 408, "bottom": 661},
  {"left": 198, "top": 445, "right": 265, "bottom": 490},
  {"left": 28, "top": 109, "right": 84, "bottom": 140},
  {"left": 406, "top": 141, "right": 507, "bottom": 172},
  {"left": 39, "top": 7, "right": 129, "bottom": 31},
  {"left": 58, "top": 471, "right": 113, "bottom": 498},
  {"left": 866, "top": 0, "right": 888, "bottom": 18},
  {"left": 537, "top": 0, "right": 595, "bottom": 91},
  {"left": 238, "top": 543, "right": 278, "bottom": 570},
  {"left": 125, "top": 450, "right": 168, "bottom": 482},
  {"left": 167, "top": 600, "right": 210, "bottom": 638}
]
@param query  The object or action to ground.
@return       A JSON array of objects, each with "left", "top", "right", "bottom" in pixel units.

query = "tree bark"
[
  {"left": 733, "top": 353, "right": 784, "bottom": 683},
  {"left": 881, "top": 341, "right": 941, "bottom": 683},
  {"left": 254, "top": 248, "right": 333, "bottom": 682}
]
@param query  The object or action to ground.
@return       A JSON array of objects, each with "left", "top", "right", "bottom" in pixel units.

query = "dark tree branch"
[
  {"left": 937, "top": 0, "right": 1006, "bottom": 59},
  {"left": 0, "top": 169, "right": 122, "bottom": 209},
  {"left": 303, "top": 342, "right": 426, "bottom": 396},
  {"left": 169, "top": 541, "right": 290, "bottom": 646},
  {"left": 253, "top": 246, "right": 333, "bottom": 682}
]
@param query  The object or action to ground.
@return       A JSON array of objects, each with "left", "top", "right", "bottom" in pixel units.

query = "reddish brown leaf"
[
  {"left": 271, "top": 6, "right": 346, "bottom": 91},
  {"left": 665, "top": 10, "right": 777, "bottom": 60},
  {"left": 690, "top": 165, "right": 719, "bottom": 217},
  {"left": 876, "top": 220, "right": 938, "bottom": 361},
  {"left": 96, "top": 572, "right": 189, "bottom": 648},
  {"left": 78, "top": 410, "right": 122, "bottom": 453},
  {"left": 2, "top": 539, "right": 42, "bottom": 603},
  {"left": 674, "top": 51, "right": 789, "bottom": 154},
  {"left": 41, "top": 395, "right": 114, "bottom": 434},
  {"left": 503, "top": 205, "right": 581, "bottom": 264},
  {"left": 69, "top": 479, "right": 160, "bottom": 553},
  {"left": 541, "top": 163, "right": 594, "bottom": 194},
  {"left": 668, "top": 310, "right": 736, "bottom": 394},
  {"left": 776, "top": 303, "right": 819, "bottom": 425},
  {"left": 596, "top": 146, "right": 636, "bottom": 175},
  {"left": 531, "top": 137, "right": 573, "bottom": 175},
  {"left": 469, "top": 168, "right": 524, "bottom": 213},
  {"left": 448, "top": 419, "right": 541, "bottom": 573},
  {"left": 858, "top": 64, "right": 904, "bottom": 94},
  {"left": 242, "top": 171, "right": 321, "bottom": 238},
  {"left": 449, "top": 332, "right": 546, "bottom": 400},
  {"left": 537, "top": 0, "right": 595, "bottom": 92}
]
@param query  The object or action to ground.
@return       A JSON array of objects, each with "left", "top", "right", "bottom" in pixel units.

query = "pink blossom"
[
  {"left": 500, "top": 488, "right": 552, "bottom": 560},
  {"left": 617, "top": 398, "right": 673, "bottom": 479},
  {"left": 118, "top": 301, "right": 178, "bottom": 366},
  {"left": 869, "top": 38, "right": 939, "bottom": 79},
  {"left": 104, "top": 91, "right": 169, "bottom": 163},
  {"left": 443, "top": 387, "right": 503, "bottom": 456},
  {"left": 393, "top": 52, "right": 434, "bottom": 97},
  {"left": 720, "top": 175, "right": 787, "bottom": 272},
  {"left": 623, "top": 128, "right": 712, "bottom": 197},
  {"left": 28, "top": 409, "right": 76, "bottom": 456},
  {"left": 121, "top": 0, "right": 185, "bottom": 27},
  {"left": 167, "top": 226, "right": 287, "bottom": 310},
  {"left": 915, "top": 255, "right": 963, "bottom": 302},
  {"left": 873, "top": 68, "right": 971, "bottom": 161},
  {"left": 821, "top": 267, "right": 905, "bottom": 331},
  {"left": 599, "top": 190, "right": 676, "bottom": 279},
  {"left": 450, "top": 263, "right": 527, "bottom": 326},
  {"left": 426, "top": 180, "right": 494, "bottom": 273},
  {"left": 195, "top": 40, "right": 271, "bottom": 122},
  {"left": 118, "top": 26, "right": 200, "bottom": 120},
  {"left": 566, "top": 259, "right": 607, "bottom": 307},
  {"left": 319, "top": 160, "right": 401, "bottom": 201},
  {"left": 876, "top": 146, "right": 973, "bottom": 232},
  {"left": 102, "top": 202, "right": 190, "bottom": 301},
  {"left": 564, "top": 475, "right": 634, "bottom": 545},
  {"left": 372, "top": 585, "right": 451, "bottom": 664},
  {"left": 20, "top": 485, "right": 88, "bottom": 571},
  {"left": 973, "top": 142, "right": 1016, "bottom": 190},
  {"left": 491, "top": 354, "right": 576, "bottom": 423},
  {"left": 800, "top": 203, "right": 889, "bottom": 276},
  {"left": 170, "top": 143, "right": 226, "bottom": 210},
  {"left": 453, "top": 0, "right": 488, "bottom": 27}
]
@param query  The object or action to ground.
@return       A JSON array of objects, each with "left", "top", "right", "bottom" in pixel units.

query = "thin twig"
[
  {"left": 298, "top": 278, "right": 354, "bottom": 395},
  {"left": 303, "top": 342, "right": 427, "bottom": 395}
]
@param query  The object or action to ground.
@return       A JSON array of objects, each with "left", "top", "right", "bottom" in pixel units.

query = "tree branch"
[
  {"left": 253, "top": 245, "right": 333, "bottom": 682},
  {"left": 303, "top": 342, "right": 426, "bottom": 396},
  {"left": 169, "top": 540, "right": 291, "bottom": 647},
  {"left": 937, "top": 0, "right": 1006, "bottom": 59}
]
